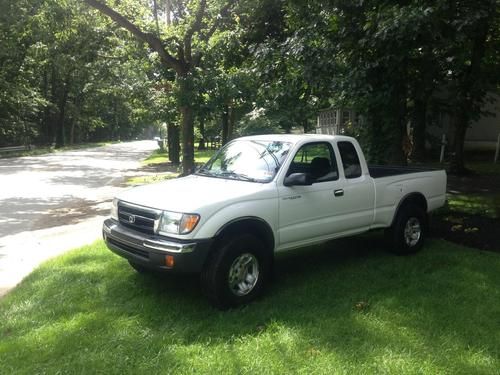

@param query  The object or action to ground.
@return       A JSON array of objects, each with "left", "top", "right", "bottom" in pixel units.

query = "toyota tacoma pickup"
[{"left": 103, "top": 134, "right": 446, "bottom": 308}]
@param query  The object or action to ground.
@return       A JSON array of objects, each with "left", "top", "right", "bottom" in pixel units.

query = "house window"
[{"left": 318, "top": 110, "right": 337, "bottom": 134}]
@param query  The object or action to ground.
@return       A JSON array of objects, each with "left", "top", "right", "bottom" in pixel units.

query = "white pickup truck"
[{"left": 103, "top": 134, "right": 446, "bottom": 308}]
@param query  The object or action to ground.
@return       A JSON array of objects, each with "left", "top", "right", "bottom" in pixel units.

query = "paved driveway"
[{"left": 0, "top": 141, "right": 158, "bottom": 296}]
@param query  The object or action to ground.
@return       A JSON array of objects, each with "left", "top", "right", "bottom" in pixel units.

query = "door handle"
[{"left": 334, "top": 189, "right": 344, "bottom": 197}]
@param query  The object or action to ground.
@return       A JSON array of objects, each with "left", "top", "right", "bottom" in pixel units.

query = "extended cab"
[{"left": 103, "top": 134, "right": 446, "bottom": 308}]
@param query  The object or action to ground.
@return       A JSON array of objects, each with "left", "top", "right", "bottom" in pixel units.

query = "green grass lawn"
[
  {"left": 140, "top": 149, "right": 171, "bottom": 166},
  {"left": 141, "top": 147, "right": 216, "bottom": 167},
  {"left": 126, "top": 173, "right": 178, "bottom": 186},
  {"left": 1, "top": 237, "right": 499, "bottom": 374},
  {"left": 128, "top": 148, "right": 217, "bottom": 185},
  {"left": 468, "top": 161, "right": 500, "bottom": 175},
  {"left": 445, "top": 192, "right": 500, "bottom": 219}
]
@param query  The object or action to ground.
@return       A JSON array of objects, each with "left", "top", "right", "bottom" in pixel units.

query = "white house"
[{"left": 316, "top": 94, "right": 500, "bottom": 151}]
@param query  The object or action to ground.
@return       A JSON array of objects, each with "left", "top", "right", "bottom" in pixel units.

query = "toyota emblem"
[{"left": 128, "top": 215, "right": 136, "bottom": 224}]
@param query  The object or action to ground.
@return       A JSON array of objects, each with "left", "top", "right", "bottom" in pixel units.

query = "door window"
[{"left": 287, "top": 142, "right": 338, "bottom": 182}]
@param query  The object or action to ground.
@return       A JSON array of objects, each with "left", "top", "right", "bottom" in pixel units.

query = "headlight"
[
  {"left": 159, "top": 211, "right": 200, "bottom": 235},
  {"left": 111, "top": 198, "right": 118, "bottom": 220}
]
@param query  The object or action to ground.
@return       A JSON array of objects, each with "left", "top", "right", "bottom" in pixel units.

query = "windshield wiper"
[
  {"left": 218, "top": 171, "right": 258, "bottom": 182},
  {"left": 259, "top": 148, "right": 281, "bottom": 172}
]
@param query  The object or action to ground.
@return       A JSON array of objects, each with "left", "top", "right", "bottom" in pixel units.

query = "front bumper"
[{"left": 102, "top": 219, "right": 213, "bottom": 273}]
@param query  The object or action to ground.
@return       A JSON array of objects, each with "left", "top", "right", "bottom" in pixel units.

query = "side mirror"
[{"left": 283, "top": 173, "right": 313, "bottom": 187}]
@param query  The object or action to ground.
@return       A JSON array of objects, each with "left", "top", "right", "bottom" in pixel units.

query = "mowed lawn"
[{"left": 1, "top": 236, "right": 499, "bottom": 374}]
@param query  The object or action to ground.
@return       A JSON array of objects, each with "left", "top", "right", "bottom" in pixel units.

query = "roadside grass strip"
[{"left": 1, "top": 238, "right": 499, "bottom": 374}]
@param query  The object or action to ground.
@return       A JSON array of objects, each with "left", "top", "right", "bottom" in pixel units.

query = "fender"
[
  {"left": 213, "top": 216, "right": 276, "bottom": 253},
  {"left": 390, "top": 192, "right": 428, "bottom": 227},
  {"left": 194, "top": 197, "right": 279, "bottom": 245}
]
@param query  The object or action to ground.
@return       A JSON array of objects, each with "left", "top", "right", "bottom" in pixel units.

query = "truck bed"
[{"left": 368, "top": 165, "right": 438, "bottom": 179}]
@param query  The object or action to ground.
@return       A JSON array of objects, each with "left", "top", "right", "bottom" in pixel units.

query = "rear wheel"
[
  {"left": 387, "top": 204, "right": 427, "bottom": 255},
  {"left": 201, "top": 234, "right": 271, "bottom": 309}
]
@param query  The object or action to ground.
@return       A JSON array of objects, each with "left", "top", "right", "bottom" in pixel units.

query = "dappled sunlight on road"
[
  {"left": 0, "top": 141, "right": 157, "bottom": 231},
  {"left": 0, "top": 141, "right": 158, "bottom": 295}
]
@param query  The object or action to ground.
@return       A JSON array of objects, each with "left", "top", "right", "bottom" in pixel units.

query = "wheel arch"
[
  {"left": 390, "top": 192, "right": 428, "bottom": 227},
  {"left": 213, "top": 216, "right": 275, "bottom": 255}
]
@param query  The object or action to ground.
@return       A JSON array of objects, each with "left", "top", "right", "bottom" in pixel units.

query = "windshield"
[{"left": 196, "top": 140, "right": 292, "bottom": 183}]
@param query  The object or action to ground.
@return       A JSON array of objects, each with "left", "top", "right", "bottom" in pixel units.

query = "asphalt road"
[{"left": 0, "top": 140, "right": 158, "bottom": 296}]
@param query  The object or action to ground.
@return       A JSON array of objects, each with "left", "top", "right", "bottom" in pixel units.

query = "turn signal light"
[
  {"left": 165, "top": 255, "right": 174, "bottom": 268},
  {"left": 180, "top": 214, "right": 200, "bottom": 234}
]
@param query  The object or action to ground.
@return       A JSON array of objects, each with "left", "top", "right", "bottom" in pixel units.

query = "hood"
[{"left": 116, "top": 174, "right": 274, "bottom": 213}]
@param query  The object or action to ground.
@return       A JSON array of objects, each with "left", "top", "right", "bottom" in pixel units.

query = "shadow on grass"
[{"left": 1, "top": 236, "right": 499, "bottom": 373}]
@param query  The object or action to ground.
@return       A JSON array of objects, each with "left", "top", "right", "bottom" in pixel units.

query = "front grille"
[
  {"left": 118, "top": 201, "right": 160, "bottom": 235},
  {"left": 108, "top": 237, "right": 149, "bottom": 259}
]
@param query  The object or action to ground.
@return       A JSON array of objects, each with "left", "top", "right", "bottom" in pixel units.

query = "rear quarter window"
[{"left": 338, "top": 141, "right": 362, "bottom": 179}]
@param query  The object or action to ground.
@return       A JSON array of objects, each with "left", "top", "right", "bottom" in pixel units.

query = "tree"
[
  {"left": 443, "top": 0, "right": 499, "bottom": 174},
  {"left": 275, "top": 0, "right": 499, "bottom": 170},
  {"left": 0, "top": 0, "right": 159, "bottom": 147},
  {"left": 0, "top": 0, "right": 46, "bottom": 146},
  {"left": 83, "top": 0, "right": 237, "bottom": 175}
]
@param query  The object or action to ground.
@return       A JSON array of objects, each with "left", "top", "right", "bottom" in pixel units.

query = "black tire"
[
  {"left": 387, "top": 204, "right": 428, "bottom": 255},
  {"left": 128, "top": 260, "right": 150, "bottom": 274},
  {"left": 200, "top": 234, "right": 271, "bottom": 310}
]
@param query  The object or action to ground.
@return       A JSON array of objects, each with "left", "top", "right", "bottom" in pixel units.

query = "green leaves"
[{"left": 0, "top": 0, "right": 162, "bottom": 146}]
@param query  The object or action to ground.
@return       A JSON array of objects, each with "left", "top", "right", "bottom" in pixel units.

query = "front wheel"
[
  {"left": 201, "top": 234, "right": 271, "bottom": 309},
  {"left": 387, "top": 205, "right": 427, "bottom": 255}
]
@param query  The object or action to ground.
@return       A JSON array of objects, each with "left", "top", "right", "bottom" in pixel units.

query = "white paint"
[{"left": 113, "top": 135, "right": 447, "bottom": 252}]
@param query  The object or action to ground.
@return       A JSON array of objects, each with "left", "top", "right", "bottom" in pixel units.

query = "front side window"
[
  {"left": 286, "top": 142, "right": 338, "bottom": 182},
  {"left": 197, "top": 140, "right": 292, "bottom": 183},
  {"left": 338, "top": 141, "right": 362, "bottom": 178}
]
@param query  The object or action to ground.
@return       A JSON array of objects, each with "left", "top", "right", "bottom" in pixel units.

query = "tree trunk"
[
  {"left": 41, "top": 67, "right": 51, "bottom": 145},
  {"left": 449, "top": 20, "right": 489, "bottom": 175},
  {"left": 181, "top": 105, "right": 194, "bottom": 175},
  {"left": 198, "top": 116, "right": 206, "bottom": 150},
  {"left": 177, "top": 73, "right": 195, "bottom": 175},
  {"left": 69, "top": 120, "right": 75, "bottom": 145},
  {"left": 228, "top": 106, "right": 235, "bottom": 141},
  {"left": 450, "top": 113, "right": 468, "bottom": 174},
  {"left": 165, "top": 0, "right": 171, "bottom": 25},
  {"left": 167, "top": 123, "right": 180, "bottom": 164},
  {"left": 49, "top": 65, "right": 58, "bottom": 145},
  {"left": 368, "top": 114, "right": 384, "bottom": 164},
  {"left": 412, "top": 98, "right": 427, "bottom": 162},
  {"left": 55, "top": 84, "right": 69, "bottom": 148},
  {"left": 70, "top": 94, "right": 81, "bottom": 145},
  {"left": 393, "top": 63, "right": 408, "bottom": 165},
  {"left": 221, "top": 104, "right": 229, "bottom": 145},
  {"left": 389, "top": 119, "right": 405, "bottom": 165},
  {"left": 303, "top": 120, "right": 310, "bottom": 133}
]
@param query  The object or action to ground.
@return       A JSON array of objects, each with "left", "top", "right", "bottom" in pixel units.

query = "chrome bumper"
[
  {"left": 102, "top": 219, "right": 213, "bottom": 273},
  {"left": 103, "top": 219, "right": 196, "bottom": 254}
]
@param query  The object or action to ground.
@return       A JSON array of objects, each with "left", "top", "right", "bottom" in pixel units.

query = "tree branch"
[
  {"left": 152, "top": 0, "right": 161, "bottom": 37},
  {"left": 183, "top": 0, "right": 206, "bottom": 64},
  {"left": 190, "top": 1, "right": 233, "bottom": 68},
  {"left": 83, "top": 0, "right": 183, "bottom": 73},
  {"left": 199, "top": 0, "right": 232, "bottom": 43}
]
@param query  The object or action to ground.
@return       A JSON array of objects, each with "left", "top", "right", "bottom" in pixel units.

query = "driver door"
[{"left": 277, "top": 141, "right": 344, "bottom": 248}]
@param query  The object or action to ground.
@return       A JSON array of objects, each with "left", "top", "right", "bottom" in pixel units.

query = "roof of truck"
[{"left": 237, "top": 133, "right": 356, "bottom": 144}]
